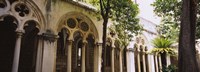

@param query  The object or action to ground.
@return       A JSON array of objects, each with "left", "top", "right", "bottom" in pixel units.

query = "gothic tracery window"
[
  {"left": 19, "top": 20, "right": 39, "bottom": 72},
  {"left": 105, "top": 42, "right": 112, "bottom": 72},
  {"left": 0, "top": 16, "right": 17, "bottom": 72},
  {"left": 85, "top": 34, "right": 95, "bottom": 72},
  {"left": 134, "top": 37, "right": 149, "bottom": 72},
  {"left": 123, "top": 48, "right": 127, "bottom": 72},
  {"left": 72, "top": 32, "right": 83, "bottom": 72},
  {"left": 56, "top": 29, "right": 68, "bottom": 72}
]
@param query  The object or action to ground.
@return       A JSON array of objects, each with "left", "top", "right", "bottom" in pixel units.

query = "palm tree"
[{"left": 151, "top": 37, "right": 175, "bottom": 68}]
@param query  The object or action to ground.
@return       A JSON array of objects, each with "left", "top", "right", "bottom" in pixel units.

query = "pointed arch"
[{"left": 0, "top": 15, "right": 18, "bottom": 72}]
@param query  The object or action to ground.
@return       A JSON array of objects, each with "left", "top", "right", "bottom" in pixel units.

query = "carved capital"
[
  {"left": 42, "top": 33, "right": 58, "bottom": 42},
  {"left": 126, "top": 48, "right": 134, "bottom": 53},
  {"left": 15, "top": 29, "right": 24, "bottom": 38},
  {"left": 67, "top": 40, "right": 73, "bottom": 45}
]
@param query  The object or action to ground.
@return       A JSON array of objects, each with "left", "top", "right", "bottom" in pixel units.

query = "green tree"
[
  {"left": 178, "top": 0, "right": 199, "bottom": 71},
  {"left": 152, "top": 0, "right": 181, "bottom": 41},
  {"left": 152, "top": 0, "right": 200, "bottom": 40},
  {"left": 87, "top": 0, "right": 141, "bottom": 72},
  {"left": 108, "top": 1, "right": 142, "bottom": 48},
  {"left": 150, "top": 37, "right": 175, "bottom": 68},
  {"left": 152, "top": 0, "right": 200, "bottom": 71}
]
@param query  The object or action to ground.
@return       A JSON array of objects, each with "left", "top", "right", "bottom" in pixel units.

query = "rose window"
[
  {"left": 80, "top": 22, "right": 89, "bottom": 31},
  {"left": 67, "top": 18, "right": 76, "bottom": 28}
]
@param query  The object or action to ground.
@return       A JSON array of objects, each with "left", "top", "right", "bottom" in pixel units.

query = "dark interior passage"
[
  {"left": 56, "top": 29, "right": 68, "bottom": 72},
  {"left": 18, "top": 21, "right": 39, "bottom": 72},
  {"left": 0, "top": 16, "right": 17, "bottom": 72}
]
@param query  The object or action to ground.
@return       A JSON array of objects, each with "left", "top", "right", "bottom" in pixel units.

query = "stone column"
[
  {"left": 154, "top": 54, "right": 159, "bottom": 72},
  {"left": 111, "top": 47, "right": 115, "bottom": 72},
  {"left": 137, "top": 47, "right": 141, "bottom": 72},
  {"left": 35, "top": 35, "right": 44, "bottom": 72},
  {"left": 141, "top": 48, "right": 146, "bottom": 72},
  {"left": 81, "top": 41, "right": 87, "bottom": 72},
  {"left": 96, "top": 43, "right": 102, "bottom": 72},
  {"left": 67, "top": 40, "right": 73, "bottom": 72},
  {"left": 41, "top": 33, "right": 58, "bottom": 72},
  {"left": 158, "top": 54, "right": 162, "bottom": 72},
  {"left": 119, "top": 49, "right": 123, "bottom": 72},
  {"left": 166, "top": 55, "right": 171, "bottom": 66},
  {"left": 94, "top": 43, "right": 101, "bottom": 72},
  {"left": 12, "top": 31, "right": 23, "bottom": 72}
]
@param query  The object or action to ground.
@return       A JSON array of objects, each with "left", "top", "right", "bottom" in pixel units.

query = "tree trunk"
[
  {"left": 102, "top": 19, "right": 108, "bottom": 72},
  {"left": 161, "top": 52, "right": 167, "bottom": 67},
  {"left": 178, "top": 0, "right": 199, "bottom": 72}
]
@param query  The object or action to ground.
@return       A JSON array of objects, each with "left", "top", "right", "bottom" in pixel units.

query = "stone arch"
[
  {"left": 23, "top": 20, "right": 41, "bottom": 31},
  {"left": 85, "top": 34, "right": 95, "bottom": 72},
  {"left": 114, "top": 39, "right": 121, "bottom": 50},
  {"left": 57, "top": 11, "right": 99, "bottom": 42},
  {"left": 19, "top": 19, "right": 40, "bottom": 72},
  {"left": 106, "top": 37, "right": 112, "bottom": 46},
  {"left": 0, "top": 14, "right": 19, "bottom": 26},
  {"left": 72, "top": 31, "right": 83, "bottom": 72},
  {"left": 114, "top": 39, "right": 121, "bottom": 72},
  {"left": 56, "top": 28, "right": 70, "bottom": 72},
  {"left": 0, "top": 15, "right": 18, "bottom": 72},
  {"left": 0, "top": 0, "right": 45, "bottom": 33}
]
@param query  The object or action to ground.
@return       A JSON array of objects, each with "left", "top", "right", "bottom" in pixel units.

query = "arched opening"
[
  {"left": 114, "top": 41, "right": 120, "bottom": 72},
  {"left": 85, "top": 34, "right": 95, "bottom": 72},
  {"left": 145, "top": 46, "right": 149, "bottom": 72},
  {"left": 72, "top": 32, "right": 83, "bottom": 72},
  {"left": 18, "top": 20, "right": 39, "bottom": 72},
  {"left": 56, "top": 28, "right": 69, "bottom": 72},
  {"left": 139, "top": 45, "right": 144, "bottom": 72},
  {"left": 123, "top": 48, "right": 127, "bottom": 72},
  {"left": 134, "top": 45, "right": 139, "bottom": 72},
  {"left": 105, "top": 42, "right": 111, "bottom": 72},
  {"left": 114, "top": 48, "right": 120, "bottom": 72},
  {"left": 0, "top": 16, "right": 17, "bottom": 72}
]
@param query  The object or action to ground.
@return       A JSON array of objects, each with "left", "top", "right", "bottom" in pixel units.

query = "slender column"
[
  {"left": 166, "top": 55, "right": 171, "bottom": 66},
  {"left": 41, "top": 33, "right": 58, "bottom": 72},
  {"left": 67, "top": 40, "right": 73, "bottom": 72},
  {"left": 142, "top": 48, "right": 146, "bottom": 72},
  {"left": 137, "top": 47, "right": 141, "bottom": 72},
  {"left": 81, "top": 41, "right": 87, "bottom": 72},
  {"left": 119, "top": 50, "right": 123, "bottom": 72},
  {"left": 154, "top": 54, "right": 159, "bottom": 72},
  {"left": 97, "top": 43, "right": 102, "bottom": 72},
  {"left": 111, "top": 47, "right": 115, "bottom": 72},
  {"left": 12, "top": 32, "right": 23, "bottom": 72},
  {"left": 35, "top": 36, "right": 44, "bottom": 72},
  {"left": 94, "top": 43, "right": 101, "bottom": 72},
  {"left": 158, "top": 54, "right": 162, "bottom": 72}
]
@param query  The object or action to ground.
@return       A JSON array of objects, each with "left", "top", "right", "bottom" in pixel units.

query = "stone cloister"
[{"left": 0, "top": 0, "right": 167, "bottom": 72}]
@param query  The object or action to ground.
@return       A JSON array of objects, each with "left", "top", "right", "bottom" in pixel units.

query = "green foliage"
[
  {"left": 149, "top": 48, "right": 177, "bottom": 55},
  {"left": 87, "top": 0, "right": 142, "bottom": 47},
  {"left": 152, "top": 37, "right": 173, "bottom": 48},
  {"left": 151, "top": 0, "right": 181, "bottom": 41},
  {"left": 110, "top": 0, "right": 142, "bottom": 47},
  {"left": 149, "top": 37, "right": 177, "bottom": 55},
  {"left": 152, "top": 0, "right": 200, "bottom": 39},
  {"left": 162, "top": 64, "right": 177, "bottom": 72}
]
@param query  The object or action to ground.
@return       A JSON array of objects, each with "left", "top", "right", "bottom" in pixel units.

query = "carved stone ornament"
[
  {"left": 43, "top": 30, "right": 58, "bottom": 42},
  {"left": 0, "top": 1, "right": 6, "bottom": 8},
  {"left": 14, "top": 4, "right": 30, "bottom": 17},
  {"left": 67, "top": 18, "right": 76, "bottom": 28},
  {"left": 80, "top": 22, "right": 89, "bottom": 31}
]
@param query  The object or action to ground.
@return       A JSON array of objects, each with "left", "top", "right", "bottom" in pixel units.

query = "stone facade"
[{"left": 0, "top": 0, "right": 163, "bottom": 72}]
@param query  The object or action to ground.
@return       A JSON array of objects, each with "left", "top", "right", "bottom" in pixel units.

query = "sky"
[{"left": 136, "top": 0, "right": 161, "bottom": 24}]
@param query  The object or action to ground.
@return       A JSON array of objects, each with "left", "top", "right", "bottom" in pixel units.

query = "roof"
[{"left": 66, "top": 1, "right": 97, "bottom": 12}]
